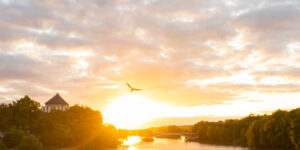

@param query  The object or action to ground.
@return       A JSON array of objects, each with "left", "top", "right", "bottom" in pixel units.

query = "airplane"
[{"left": 127, "top": 83, "right": 142, "bottom": 92}]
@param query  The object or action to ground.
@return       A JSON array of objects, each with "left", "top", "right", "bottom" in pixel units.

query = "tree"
[
  {"left": 9, "top": 96, "right": 41, "bottom": 131},
  {"left": 2, "top": 128, "right": 25, "bottom": 149},
  {"left": 0, "top": 140, "right": 7, "bottom": 150},
  {"left": 0, "top": 95, "right": 120, "bottom": 149},
  {"left": 191, "top": 108, "right": 300, "bottom": 149},
  {"left": 246, "top": 116, "right": 269, "bottom": 148},
  {"left": 78, "top": 124, "right": 119, "bottom": 150},
  {"left": 290, "top": 108, "right": 300, "bottom": 150},
  {"left": 38, "top": 105, "right": 106, "bottom": 147},
  {"left": 0, "top": 104, "right": 11, "bottom": 132},
  {"left": 263, "top": 110, "right": 293, "bottom": 148},
  {"left": 17, "top": 135, "right": 43, "bottom": 150}
]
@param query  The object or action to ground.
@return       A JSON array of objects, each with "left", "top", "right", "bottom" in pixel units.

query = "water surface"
[{"left": 112, "top": 136, "right": 249, "bottom": 150}]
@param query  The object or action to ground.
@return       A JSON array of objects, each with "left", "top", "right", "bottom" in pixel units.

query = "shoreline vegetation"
[
  {"left": 127, "top": 109, "right": 300, "bottom": 150},
  {"left": 191, "top": 108, "right": 300, "bottom": 150},
  {"left": 0, "top": 96, "right": 125, "bottom": 150}
]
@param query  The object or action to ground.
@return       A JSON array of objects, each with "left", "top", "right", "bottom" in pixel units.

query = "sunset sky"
[{"left": 1, "top": 0, "right": 300, "bottom": 129}]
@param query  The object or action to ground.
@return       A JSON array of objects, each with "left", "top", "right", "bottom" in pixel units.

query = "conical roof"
[{"left": 45, "top": 93, "right": 69, "bottom": 105}]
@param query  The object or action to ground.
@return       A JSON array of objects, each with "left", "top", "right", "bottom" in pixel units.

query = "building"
[{"left": 42, "top": 93, "right": 69, "bottom": 113}]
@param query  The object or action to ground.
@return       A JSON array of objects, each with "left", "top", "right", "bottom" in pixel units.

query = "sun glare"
[
  {"left": 103, "top": 94, "right": 161, "bottom": 129},
  {"left": 122, "top": 136, "right": 141, "bottom": 146}
]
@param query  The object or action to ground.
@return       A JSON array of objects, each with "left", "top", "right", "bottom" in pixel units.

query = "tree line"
[
  {"left": 192, "top": 108, "right": 300, "bottom": 149},
  {"left": 0, "top": 95, "right": 121, "bottom": 150}
]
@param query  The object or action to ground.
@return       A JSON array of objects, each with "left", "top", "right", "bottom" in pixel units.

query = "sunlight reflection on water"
[
  {"left": 112, "top": 136, "right": 249, "bottom": 150},
  {"left": 122, "top": 136, "right": 141, "bottom": 146}
]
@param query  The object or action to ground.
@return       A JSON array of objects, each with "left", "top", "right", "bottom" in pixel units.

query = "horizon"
[
  {"left": 2, "top": 93, "right": 290, "bottom": 130},
  {"left": 1, "top": 0, "right": 300, "bottom": 129}
]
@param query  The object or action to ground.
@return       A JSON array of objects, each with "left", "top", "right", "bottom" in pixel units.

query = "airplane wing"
[{"left": 133, "top": 88, "right": 142, "bottom": 91}]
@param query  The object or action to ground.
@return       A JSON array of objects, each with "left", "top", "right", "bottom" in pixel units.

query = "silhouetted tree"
[
  {"left": 17, "top": 135, "right": 43, "bottom": 150},
  {"left": 290, "top": 108, "right": 300, "bottom": 150},
  {"left": 263, "top": 110, "right": 293, "bottom": 148},
  {"left": 193, "top": 110, "right": 300, "bottom": 149},
  {"left": 0, "top": 140, "right": 7, "bottom": 150},
  {"left": 2, "top": 128, "right": 25, "bottom": 149},
  {"left": 9, "top": 96, "right": 41, "bottom": 131},
  {"left": 246, "top": 117, "right": 265, "bottom": 148},
  {"left": 38, "top": 105, "right": 104, "bottom": 147},
  {"left": 0, "top": 95, "right": 120, "bottom": 149},
  {"left": 78, "top": 124, "right": 119, "bottom": 150},
  {"left": 0, "top": 104, "right": 11, "bottom": 132}
]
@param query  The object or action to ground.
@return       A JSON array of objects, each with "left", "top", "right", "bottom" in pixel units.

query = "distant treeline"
[
  {"left": 147, "top": 125, "right": 192, "bottom": 133},
  {"left": 192, "top": 108, "right": 300, "bottom": 150},
  {"left": 0, "top": 96, "right": 123, "bottom": 150},
  {"left": 128, "top": 125, "right": 192, "bottom": 137}
]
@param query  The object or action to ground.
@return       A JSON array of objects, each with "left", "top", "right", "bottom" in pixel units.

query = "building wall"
[{"left": 42, "top": 104, "right": 69, "bottom": 113}]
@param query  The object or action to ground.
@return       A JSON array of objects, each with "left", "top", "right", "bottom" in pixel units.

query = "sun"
[{"left": 102, "top": 94, "right": 161, "bottom": 129}]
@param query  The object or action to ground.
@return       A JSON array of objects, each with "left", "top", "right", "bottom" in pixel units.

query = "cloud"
[
  {"left": 0, "top": 0, "right": 300, "bottom": 110},
  {"left": 234, "top": 1, "right": 300, "bottom": 56},
  {"left": 0, "top": 52, "right": 44, "bottom": 80}
]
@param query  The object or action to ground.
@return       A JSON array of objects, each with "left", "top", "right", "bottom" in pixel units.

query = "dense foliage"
[
  {"left": 2, "top": 128, "right": 25, "bottom": 149},
  {"left": 0, "top": 96, "right": 41, "bottom": 132},
  {"left": 290, "top": 108, "right": 300, "bottom": 150},
  {"left": 0, "top": 96, "right": 120, "bottom": 150},
  {"left": 192, "top": 109, "right": 300, "bottom": 150},
  {"left": 78, "top": 125, "right": 120, "bottom": 150},
  {"left": 17, "top": 135, "right": 43, "bottom": 150},
  {"left": 0, "top": 140, "right": 7, "bottom": 150}
]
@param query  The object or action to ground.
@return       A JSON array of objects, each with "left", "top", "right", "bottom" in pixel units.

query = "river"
[{"left": 111, "top": 136, "right": 249, "bottom": 150}]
